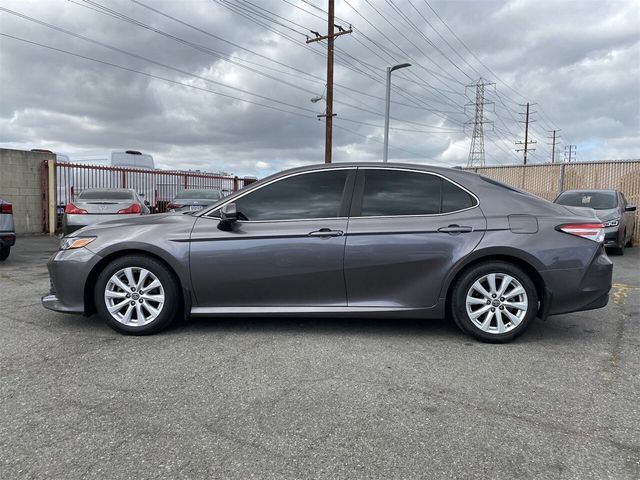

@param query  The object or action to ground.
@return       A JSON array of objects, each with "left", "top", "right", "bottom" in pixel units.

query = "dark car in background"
[
  {"left": 554, "top": 189, "right": 636, "bottom": 254},
  {"left": 63, "top": 188, "right": 150, "bottom": 235},
  {"left": 0, "top": 198, "right": 16, "bottom": 261},
  {"left": 42, "top": 163, "right": 613, "bottom": 343},
  {"left": 166, "top": 188, "right": 223, "bottom": 213}
]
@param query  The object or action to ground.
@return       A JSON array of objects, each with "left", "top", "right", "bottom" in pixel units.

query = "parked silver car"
[
  {"left": 167, "top": 188, "right": 223, "bottom": 213},
  {"left": 0, "top": 198, "right": 16, "bottom": 261},
  {"left": 43, "top": 163, "right": 613, "bottom": 343},
  {"left": 554, "top": 189, "right": 636, "bottom": 255},
  {"left": 63, "top": 188, "right": 150, "bottom": 235}
]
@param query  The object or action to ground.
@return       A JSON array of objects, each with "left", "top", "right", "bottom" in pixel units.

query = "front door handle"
[
  {"left": 308, "top": 228, "right": 344, "bottom": 237},
  {"left": 438, "top": 224, "right": 473, "bottom": 234}
]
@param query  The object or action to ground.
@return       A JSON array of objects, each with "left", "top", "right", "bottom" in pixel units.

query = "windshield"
[
  {"left": 556, "top": 191, "right": 617, "bottom": 209},
  {"left": 175, "top": 189, "right": 222, "bottom": 200},
  {"left": 78, "top": 190, "right": 133, "bottom": 200}
]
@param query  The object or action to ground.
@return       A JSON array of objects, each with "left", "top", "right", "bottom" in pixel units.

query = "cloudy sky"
[{"left": 0, "top": 0, "right": 638, "bottom": 177}]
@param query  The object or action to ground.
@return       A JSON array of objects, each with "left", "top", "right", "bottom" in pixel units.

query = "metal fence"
[
  {"left": 52, "top": 161, "right": 256, "bottom": 216},
  {"left": 465, "top": 160, "right": 640, "bottom": 243}
]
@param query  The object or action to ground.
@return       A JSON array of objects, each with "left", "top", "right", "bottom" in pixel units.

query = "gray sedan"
[
  {"left": 167, "top": 188, "right": 223, "bottom": 213},
  {"left": 0, "top": 197, "right": 16, "bottom": 261},
  {"left": 42, "top": 163, "right": 613, "bottom": 343},
  {"left": 63, "top": 188, "right": 150, "bottom": 235},
  {"left": 554, "top": 189, "right": 636, "bottom": 255}
]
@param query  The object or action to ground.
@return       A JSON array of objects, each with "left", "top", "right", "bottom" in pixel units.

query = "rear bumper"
[
  {"left": 543, "top": 244, "right": 613, "bottom": 316},
  {"left": 0, "top": 232, "right": 16, "bottom": 248}
]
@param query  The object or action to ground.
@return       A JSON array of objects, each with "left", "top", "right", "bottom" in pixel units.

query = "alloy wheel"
[
  {"left": 465, "top": 273, "right": 529, "bottom": 335},
  {"left": 104, "top": 267, "right": 165, "bottom": 326}
]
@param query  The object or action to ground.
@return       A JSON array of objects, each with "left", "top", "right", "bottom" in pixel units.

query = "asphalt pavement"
[{"left": 1, "top": 235, "right": 639, "bottom": 479}]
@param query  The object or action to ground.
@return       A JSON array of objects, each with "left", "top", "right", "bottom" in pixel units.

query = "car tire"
[
  {"left": 450, "top": 261, "right": 539, "bottom": 343},
  {"left": 95, "top": 255, "right": 180, "bottom": 335},
  {"left": 0, "top": 246, "right": 10, "bottom": 261}
]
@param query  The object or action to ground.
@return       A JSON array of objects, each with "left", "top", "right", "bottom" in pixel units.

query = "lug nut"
[
  {"left": 499, "top": 306, "right": 504, "bottom": 310},
  {"left": 130, "top": 301, "right": 135, "bottom": 306},
  {"left": 491, "top": 307, "right": 495, "bottom": 312},
  {"left": 126, "top": 293, "right": 131, "bottom": 298},
  {"left": 491, "top": 294, "right": 496, "bottom": 298},
  {"left": 139, "top": 299, "right": 144, "bottom": 303},
  {"left": 131, "top": 287, "right": 136, "bottom": 292},
  {"left": 500, "top": 297, "right": 505, "bottom": 301},
  {"left": 486, "top": 300, "right": 491, "bottom": 305}
]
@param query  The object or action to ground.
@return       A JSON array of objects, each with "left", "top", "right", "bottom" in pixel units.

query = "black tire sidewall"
[
  {"left": 451, "top": 261, "right": 539, "bottom": 343},
  {"left": 0, "top": 246, "right": 9, "bottom": 261},
  {"left": 95, "top": 255, "right": 180, "bottom": 335}
]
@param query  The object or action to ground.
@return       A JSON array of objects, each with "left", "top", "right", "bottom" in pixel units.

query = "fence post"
[
  {"left": 559, "top": 163, "right": 565, "bottom": 195},
  {"left": 184, "top": 175, "right": 188, "bottom": 189},
  {"left": 48, "top": 159, "right": 56, "bottom": 235},
  {"left": 121, "top": 171, "right": 126, "bottom": 188},
  {"left": 233, "top": 176, "right": 239, "bottom": 192},
  {"left": 40, "top": 160, "right": 48, "bottom": 234}
]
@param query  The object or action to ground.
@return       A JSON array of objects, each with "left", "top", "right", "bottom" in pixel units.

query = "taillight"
[
  {"left": 117, "top": 203, "right": 142, "bottom": 214},
  {"left": 65, "top": 203, "right": 88, "bottom": 215},
  {"left": 166, "top": 203, "right": 182, "bottom": 210},
  {"left": 557, "top": 223, "right": 605, "bottom": 243},
  {"left": 0, "top": 202, "right": 12, "bottom": 214}
]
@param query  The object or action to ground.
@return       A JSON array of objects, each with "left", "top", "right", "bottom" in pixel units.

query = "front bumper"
[
  {"left": 41, "top": 246, "right": 102, "bottom": 314},
  {"left": 603, "top": 227, "right": 621, "bottom": 247},
  {"left": 0, "top": 232, "right": 16, "bottom": 248}
]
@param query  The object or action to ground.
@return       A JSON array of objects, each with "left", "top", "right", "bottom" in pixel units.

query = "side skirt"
[{"left": 190, "top": 305, "right": 444, "bottom": 319}]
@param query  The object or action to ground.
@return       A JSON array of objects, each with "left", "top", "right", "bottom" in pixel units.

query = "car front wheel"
[
  {"left": 451, "top": 261, "right": 539, "bottom": 343},
  {"left": 0, "top": 246, "right": 10, "bottom": 261},
  {"left": 95, "top": 255, "right": 180, "bottom": 335}
]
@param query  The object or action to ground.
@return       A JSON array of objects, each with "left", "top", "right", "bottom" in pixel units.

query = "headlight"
[
  {"left": 60, "top": 236, "right": 96, "bottom": 250},
  {"left": 602, "top": 218, "right": 620, "bottom": 228}
]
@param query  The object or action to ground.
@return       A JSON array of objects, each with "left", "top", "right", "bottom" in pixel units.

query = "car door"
[
  {"left": 190, "top": 168, "right": 355, "bottom": 308},
  {"left": 344, "top": 167, "right": 487, "bottom": 309}
]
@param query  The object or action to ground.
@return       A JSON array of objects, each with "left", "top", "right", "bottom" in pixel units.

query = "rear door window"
[{"left": 357, "top": 169, "right": 476, "bottom": 216}]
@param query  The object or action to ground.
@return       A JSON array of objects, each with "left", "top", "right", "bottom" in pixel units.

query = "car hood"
[
  {"left": 69, "top": 212, "right": 197, "bottom": 236},
  {"left": 592, "top": 208, "right": 620, "bottom": 221}
]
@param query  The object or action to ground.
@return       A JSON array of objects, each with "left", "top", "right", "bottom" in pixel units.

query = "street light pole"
[{"left": 383, "top": 63, "right": 411, "bottom": 162}]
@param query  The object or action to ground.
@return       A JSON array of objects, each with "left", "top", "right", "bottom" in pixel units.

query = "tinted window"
[
  {"left": 78, "top": 190, "right": 133, "bottom": 200},
  {"left": 442, "top": 179, "right": 475, "bottom": 212},
  {"left": 233, "top": 170, "right": 349, "bottom": 221},
  {"left": 360, "top": 170, "right": 476, "bottom": 216},
  {"left": 556, "top": 191, "right": 617, "bottom": 209},
  {"left": 361, "top": 170, "right": 441, "bottom": 216}
]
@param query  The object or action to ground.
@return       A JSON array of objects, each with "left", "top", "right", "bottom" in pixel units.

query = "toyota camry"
[{"left": 42, "top": 163, "right": 613, "bottom": 342}]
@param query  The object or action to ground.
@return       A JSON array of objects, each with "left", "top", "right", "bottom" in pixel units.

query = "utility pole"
[
  {"left": 515, "top": 102, "right": 537, "bottom": 165},
  {"left": 306, "top": 1, "right": 352, "bottom": 164},
  {"left": 547, "top": 129, "right": 561, "bottom": 163},
  {"left": 465, "top": 78, "right": 495, "bottom": 167},
  {"left": 564, "top": 144, "right": 577, "bottom": 163}
]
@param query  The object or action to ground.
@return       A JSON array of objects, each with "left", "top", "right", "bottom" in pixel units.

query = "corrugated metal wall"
[{"left": 466, "top": 160, "right": 640, "bottom": 243}]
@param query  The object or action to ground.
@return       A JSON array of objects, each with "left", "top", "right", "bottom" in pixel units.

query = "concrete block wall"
[{"left": 0, "top": 148, "right": 54, "bottom": 234}]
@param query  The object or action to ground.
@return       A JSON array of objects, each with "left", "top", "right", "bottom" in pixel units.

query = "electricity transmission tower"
[
  {"left": 515, "top": 102, "right": 537, "bottom": 165},
  {"left": 547, "top": 129, "right": 561, "bottom": 163},
  {"left": 306, "top": 0, "right": 352, "bottom": 164},
  {"left": 564, "top": 144, "right": 577, "bottom": 163},
  {"left": 465, "top": 78, "right": 495, "bottom": 167}
]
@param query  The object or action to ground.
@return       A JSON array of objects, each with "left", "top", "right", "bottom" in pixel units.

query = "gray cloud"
[{"left": 0, "top": 0, "right": 638, "bottom": 177}]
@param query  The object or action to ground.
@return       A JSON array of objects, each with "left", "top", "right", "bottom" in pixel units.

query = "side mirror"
[
  {"left": 221, "top": 203, "right": 238, "bottom": 221},
  {"left": 625, "top": 204, "right": 636, "bottom": 212}
]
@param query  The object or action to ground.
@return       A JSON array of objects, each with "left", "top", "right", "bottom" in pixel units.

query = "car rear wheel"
[
  {"left": 95, "top": 255, "right": 180, "bottom": 335},
  {"left": 451, "top": 261, "right": 538, "bottom": 343},
  {"left": 0, "top": 246, "right": 10, "bottom": 261}
]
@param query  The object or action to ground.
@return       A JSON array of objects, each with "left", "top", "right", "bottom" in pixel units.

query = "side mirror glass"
[{"left": 625, "top": 204, "right": 636, "bottom": 212}]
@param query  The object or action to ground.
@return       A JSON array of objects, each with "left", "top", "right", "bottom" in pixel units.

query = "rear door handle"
[
  {"left": 308, "top": 228, "right": 344, "bottom": 237},
  {"left": 438, "top": 224, "right": 473, "bottom": 234}
]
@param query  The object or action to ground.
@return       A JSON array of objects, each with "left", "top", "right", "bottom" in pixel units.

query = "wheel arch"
[
  {"left": 84, "top": 249, "right": 191, "bottom": 318},
  {"left": 442, "top": 248, "right": 549, "bottom": 318}
]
